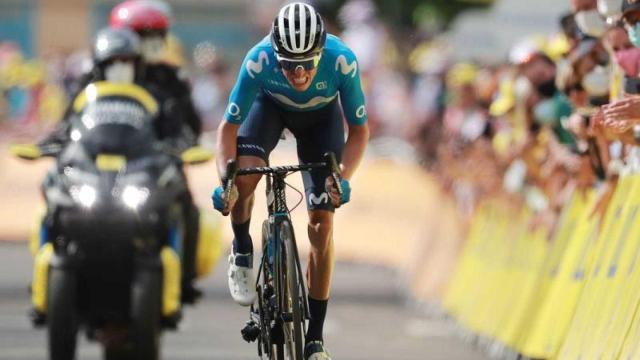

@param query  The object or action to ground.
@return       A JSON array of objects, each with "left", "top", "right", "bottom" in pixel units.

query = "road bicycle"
[{"left": 224, "top": 153, "right": 342, "bottom": 360}]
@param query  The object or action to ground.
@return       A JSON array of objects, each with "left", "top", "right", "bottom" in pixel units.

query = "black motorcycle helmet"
[{"left": 92, "top": 27, "right": 143, "bottom": 81}]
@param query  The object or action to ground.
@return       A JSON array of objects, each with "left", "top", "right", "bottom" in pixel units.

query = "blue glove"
[
  {"left": 212, "top": 185, "right": 225, "bottom": 213},
  {"left": 339, "top": 179, "right": 351, "bottom": 205}
]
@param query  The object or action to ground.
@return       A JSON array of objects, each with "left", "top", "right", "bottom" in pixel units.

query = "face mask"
[
  {"left": 141, "top": 37, "right": 166, "bottom": 63},
  {"left": 536, "top": 78, "right": 558, "bottom": 98},
  {"left": 533, "top": 98, "right": 558, "bottom": 125},
  {"left": 628, "top": 23, "right": 640, "bottom": 48},
  {"left": 104, "top": 61, "right": 135, "bottom": 83},
  {"left": 513, "top": 76, "right": 533, "bottom": 102},
  {"left": 614, "top": 47, "right": 640, "bottom": 76},
  {"left": 575, "top": 9, "right": 608, "bottom": 37},
  {"left": 582, "top": 65, "right": 610, "bottom": 97},
  {"left": 533, "top": 93, "right": 572, "bottom": 125},
  {"left": 597, "top": 0, "right": 622, "bottom": 18}
]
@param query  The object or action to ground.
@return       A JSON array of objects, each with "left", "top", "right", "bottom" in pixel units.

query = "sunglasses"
[{"left": 278, "top": 53, "right": 321, "bottom": 71}]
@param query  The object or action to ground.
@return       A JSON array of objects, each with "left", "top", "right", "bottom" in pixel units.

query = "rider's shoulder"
[
  {"left": 322, "top": 34, "right": 356, "bottom": 59},
  {"left": 323, "top": 34, "right": 359, "bottom": 79},
  {"left": 322, "top": 34, "right": 356, "bottom": 63},
  {"left": 244, "top": 36, "right": 276, "bottom": 62}
]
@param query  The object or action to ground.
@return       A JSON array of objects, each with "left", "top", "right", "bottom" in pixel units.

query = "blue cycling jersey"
[{"left": 224, "top": 34, "right": 368, "bottom": 126}]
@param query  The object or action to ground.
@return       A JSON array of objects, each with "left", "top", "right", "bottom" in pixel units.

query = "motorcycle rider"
[
  {"left": 109, "top": 0, "right": 204, "bottom": 302},
  {"left": 109, "top": 0, "right": 201, "bottom": 146},
  {"left": 39, "top": 27, "right": 144, "bottom": 146}
]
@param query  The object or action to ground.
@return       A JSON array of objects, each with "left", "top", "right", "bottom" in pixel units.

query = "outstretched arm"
[{"left": 215, "top": 120, "right": 239, "bottom": 183}]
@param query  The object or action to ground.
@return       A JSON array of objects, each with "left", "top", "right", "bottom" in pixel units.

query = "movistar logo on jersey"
[
  {"left": 335, "top": 55, "right": 357, "bottom": 78},
  {"left": 246, "top": 51, "right": 270, "bottom": 79},
  {"left": 308, "top": 192, "right": 329, "bottom": 205},
  {"left": 267, "top": 79, "right": 291, "bottom": 88}
]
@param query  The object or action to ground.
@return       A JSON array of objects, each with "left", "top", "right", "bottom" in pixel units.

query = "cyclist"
[
  {"left": 212, "top": 3, "right": 369, "bottom": 359},
  {"left": 110, "top": 0, "right": 204, "bottom": 302},
  {"left": 109, "top": 0, "right": 201, "bottom": 153}
]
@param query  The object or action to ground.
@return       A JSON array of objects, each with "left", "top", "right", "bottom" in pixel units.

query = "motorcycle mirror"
[
  {"left": 10, "top": 144, "right": 42, "bottom": 160},
  {"left": 181, "top": 146, "right": 214, "bottom": 165}
]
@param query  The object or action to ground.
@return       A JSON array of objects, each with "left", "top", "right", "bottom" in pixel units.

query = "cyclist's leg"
[
  {"left": 305, "top": 209, "right": 334, "bottom": 344},
  {"left": 233, "top": 92, "right": 285, "bottom": 254},
  {"left": 285, "top": 98, "right": 344, "bottom": 345},
  {"left": 228, "top": 93, "right": 284, "bottom": 306}
]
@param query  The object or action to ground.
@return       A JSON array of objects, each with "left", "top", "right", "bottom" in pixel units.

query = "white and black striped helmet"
[{"left": 271, "top": 2, "right": 326, "bottom": 60}]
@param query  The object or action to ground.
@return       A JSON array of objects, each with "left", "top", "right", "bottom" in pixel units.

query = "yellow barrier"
[
  {"left": 512, "top": 192, "right": 585, "bottom": 352},
  {"left": 444, "top": 174, "right": 640, "bottom": 360},
  {"left": 558, "top": 176, "right": 640, "bottom": 360},
  {"left": 519, "top": 190, "right": 597, "bottom": 358}
]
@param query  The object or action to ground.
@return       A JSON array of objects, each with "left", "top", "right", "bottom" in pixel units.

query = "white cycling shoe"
[
  {"left": 304, "top": 341, "right": 332, "bottom": 360},
  {"left": 227, "top": 253, "right": 257, "bottom": 306}
]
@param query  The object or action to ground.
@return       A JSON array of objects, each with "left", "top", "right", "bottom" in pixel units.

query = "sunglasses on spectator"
[{"left": 277, "top": 53, "right": 321, "bottom": 71}]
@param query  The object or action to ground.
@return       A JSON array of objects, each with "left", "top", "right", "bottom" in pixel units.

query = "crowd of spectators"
[
  {"left": 413, "top": 0, "right": 640, "bottom": 236},
  {"left": 0, "top": 42, "right": 68, "bottom": 140}
]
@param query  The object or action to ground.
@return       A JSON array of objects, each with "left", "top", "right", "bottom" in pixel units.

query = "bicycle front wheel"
[{"left": 279, "top": 220, "right": 305, "bottom": 360}]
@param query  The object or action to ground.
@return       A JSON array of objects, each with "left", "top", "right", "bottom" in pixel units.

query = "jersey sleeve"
[
  {"left": 336, "top": 48, "right": 368, "bottom": 126},
  {"left": 223, "top": 47, "right": 266, "bottom": 124}
]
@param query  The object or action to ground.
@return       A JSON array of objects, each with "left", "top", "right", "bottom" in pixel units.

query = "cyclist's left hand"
[{"left": 325, "top": 177, "right": 351, "bottom": 206}]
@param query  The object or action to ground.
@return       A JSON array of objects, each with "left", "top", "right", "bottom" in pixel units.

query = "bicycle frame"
[{"left": 263, "top": 170, "right": 311, "bottom": 321}]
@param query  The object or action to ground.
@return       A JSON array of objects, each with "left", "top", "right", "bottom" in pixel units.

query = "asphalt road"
[{"left": 0, "top": 242, "right": 487, "bottom": 360}]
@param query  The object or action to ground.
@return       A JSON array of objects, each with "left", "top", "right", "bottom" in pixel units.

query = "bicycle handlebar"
[{"left": 222, "top": 152, "right": 343, "bottom": 209}]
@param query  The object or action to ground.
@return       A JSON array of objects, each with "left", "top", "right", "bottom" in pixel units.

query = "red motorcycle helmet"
[{"left": 110, "top": 0, "right": 170, "bottom": 34}]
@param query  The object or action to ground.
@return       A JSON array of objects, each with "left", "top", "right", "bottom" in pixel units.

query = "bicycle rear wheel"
[{"left": 279, "top": 220, "right": 305, "bottom": 360}]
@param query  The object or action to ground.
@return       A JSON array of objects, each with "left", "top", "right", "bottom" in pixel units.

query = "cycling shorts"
[{"left": 236, "top": 92, "right": 345, "bottom": 212}]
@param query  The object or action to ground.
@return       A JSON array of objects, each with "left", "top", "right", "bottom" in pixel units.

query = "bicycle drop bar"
[
  {"left": 223, "top": 159, "right": 238, "bottom": 215},
  {"left": 235, "top": 163, "right": 327, "bottom": 176},
  {"left": 223, "top": 151, "right": 343, "bottom": 204},
  {"left": 323, "top": 152, "right": 343, "bottom": 198}
]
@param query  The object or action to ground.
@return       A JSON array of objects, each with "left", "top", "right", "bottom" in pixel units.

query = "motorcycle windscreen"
[{"left": 74, "top": 97, "right": 156, "bottom": 158}]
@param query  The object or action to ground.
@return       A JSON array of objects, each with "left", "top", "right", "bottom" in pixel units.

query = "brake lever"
[
  {"left": 223, "top": 159, "right": 238, "bottom": 216},
  {"left": 323, "top": 152, "right": 343, "bottom": 198}
]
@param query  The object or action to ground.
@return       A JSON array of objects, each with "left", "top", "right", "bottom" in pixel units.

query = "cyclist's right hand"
[{"left": 212, "top": 184, "right": 238, "bottom": 216}]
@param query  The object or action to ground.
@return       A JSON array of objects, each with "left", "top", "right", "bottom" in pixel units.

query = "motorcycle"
[{"left": 11, "top": 82, "right": 218, "bottom": 360}]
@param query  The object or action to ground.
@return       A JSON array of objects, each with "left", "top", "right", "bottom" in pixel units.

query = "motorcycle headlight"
[
  {"left": 121, "top": 185, "right": 150, "bottom": 209},
  {"left": 70, "top": 185, "right": 97, "bottom": 208}
]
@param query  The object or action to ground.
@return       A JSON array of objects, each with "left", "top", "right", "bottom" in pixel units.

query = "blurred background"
[{"left": 5, "top": 0, "right": 635, "bottom": 359}]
